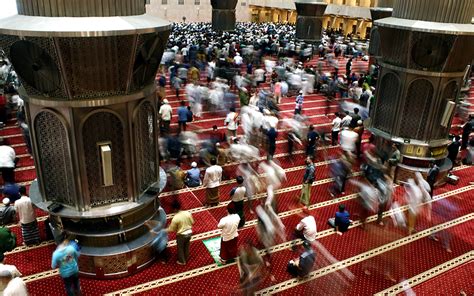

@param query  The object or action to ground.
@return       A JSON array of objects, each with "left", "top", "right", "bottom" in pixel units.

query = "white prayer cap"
[
  {"left": 2, "top": 198, "right": 10, "bottom": 205},
  {"left": 191, "top": 162, "right": 197, "bottom": 168}
]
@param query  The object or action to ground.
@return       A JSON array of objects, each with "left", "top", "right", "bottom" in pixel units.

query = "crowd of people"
[
  {"left": 0, "top": 20, "right": 473, "bottom": 296},
  {"left": 148, "top": 21, "right": 474, "bottom": 294}
]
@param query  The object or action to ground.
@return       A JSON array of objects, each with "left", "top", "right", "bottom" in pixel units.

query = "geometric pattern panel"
[
  {"left": 135, "top": 101, "right": 157, "bottom": 193},
  {"left": 131, "top": 32, "right": 170, "bottom": 91},
  {"left": 372, "top": 72, "right": 400, "bottom": 133},
  {"left": 82, "top": 111, "right": 128, "bottom": 207},
  {"left": 57, "top": 36, "right": 135, "bottom": 99},
  {"left": 296, "top": 17, "right": 323, "bottom": 41},
  {"left": 34, "top": 111, "right": 75, "bottom": 206},
  {"left": 399, "top": 79, "right": 434, "bottom": 140}
]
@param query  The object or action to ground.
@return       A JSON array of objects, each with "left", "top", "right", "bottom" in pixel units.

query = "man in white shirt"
[
  {"left": 224, "top": 107, "right": 238, "bottom": 143},
  {"left": 331, "top": 112, "right": 342, "bottom": 146},
  {"left": 341, "top": 111, "right": 352, "bottom": 128},
  {"left": 254, "top": 68, "right": 265, "bottom": 86},
  {"left": 340, "top": 128, "right": 359, "bottom": 155},
  {"left": 159, "top": 99, "right": 172, "bottom": 135},
  {"left": 15, "top": 187, "right": 40, "bottom": 246},
  {"left": 202, "top": 158, "right": 223, "bottom": 207},
  {"left": 0, "top": 253, "right": 22, "bottom": 293},
  {"left": 233, "top": 52, "right": 243, "bottom": 66},
  {"left": 217, "top": 203, "right": 241, "bottom": 264},
  {"left": 292, "top": 208, "right": 317, "bottom": 250},
  {"left": 0, "top": 142, "right": 16, "bottom": 183}
]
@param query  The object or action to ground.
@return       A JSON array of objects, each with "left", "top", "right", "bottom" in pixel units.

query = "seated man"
[
  {"left": 0, "top": 198, "right": 15, "bottom": 226},
  {"left": 328, "top": 204, "right": 352, "bottom": 235},
  {"left": 184, "top": 162, "right": 201, "bottom": 187},
  {"left": 287, "top": 241, "right": 315, "bottom": 277}
]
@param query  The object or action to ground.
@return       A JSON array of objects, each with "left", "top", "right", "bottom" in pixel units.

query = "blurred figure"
[
  {"left": 287, "top": 241, "right": 316, "bottom": 277},
  {"left": 340, "top": 128, "right": 358, "bottom": 158},
  {"left": 429, "top": 198, "right": 458, "bottom": 253},
  {"left": 461, "top": 115, "right": 473, "bottom": 149},
  {"left": 237, "top": 242, "right": 265, "bottom": 296},
  {"left": 0, "top": 141, "right": 16, "bottom": 183},
  {"left": 299, "top": 157, "right": 315, "bottom": 207},
  {"left": 52, "top": 238, "right": 81, "bottom": 296},
  {"left": 329, "top": 155, "right": 351, "bottom": 197},
  {"left": 328, "top": 204, "right": 352, "bottom": 235},
  {"left": 184, "top": 162, "right": 201, "bottom": 188},
  {"left": 145, "top": 219, "right": 169, "bottom": 263},
  {"left": 218, "top": 203, "right": 241, "bottom": 264},
  {"left": 203, "top": 158, "right": 223, "bottom": 207},
  {"left": 375, "top": 175, "right": 394, "bottom": 226},
  {"left": 404, "top": 178, "right": 423, "bottom": 235},
  {"left": 351, "top": 180, "right": 379, "bottom": 229}
]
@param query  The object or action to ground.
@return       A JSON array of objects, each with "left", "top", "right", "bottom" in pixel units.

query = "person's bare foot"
[
  {"left": 446, "top": 248, "right": 452, "bottom": 253},
  {"left": 364, "top": 269, "right": 371, "bottom": 275},
  {"left": 336, "top": 231, "right": 343, "bottom": 236}
]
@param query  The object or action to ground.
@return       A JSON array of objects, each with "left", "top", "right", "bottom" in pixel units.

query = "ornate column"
[
  {"left": 0, "top": 0, "right": 170, "bottom": 278},
  {"left": 370, "top": 0, "right": 474, "bottom": 182},
  {"left": 211, "top": 0, "right": 238, "bottom": 31},
  {"left": 368, "top": 0, "right": 393, "bottom": 63},
  {"left": 294, "top": 0, "right": 328, "bottom": 42}
]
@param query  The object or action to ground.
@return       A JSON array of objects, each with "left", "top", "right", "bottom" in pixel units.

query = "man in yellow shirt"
[{"left": 167, "top": 200, "right": 194, "bottom": 265}]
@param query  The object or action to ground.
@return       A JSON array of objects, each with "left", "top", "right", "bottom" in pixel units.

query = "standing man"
[
  {"left": 267, "top": 127, "right": 278, "bottom": 161},
  {"left": 388, "top": 143, "right": 401, "bottom": 180},
  {"left": 340, "top": 111, "right": 352, "bottom": 129},
  {"left": 331, "top": 112, "right": 342, "bottom": 146},
  {"left": 202, "top": 158, "right": 223, "bottom": 207},
  {"left": 230, "top": 176, "right": 247, "bottom": 228},
  {"left": 299, "top": 157, "right": 315, "bottom": 207},
  {"left": 52, "top": 238, "right": 81, "bottom": 296},
  {"left": 306, "top": 125, "right": 320, "bottom": 160},
  {"left": 217, "top": 203, "right": 241, "bottom": 264},
  {"left": 447, "top": 135, "right": 461, "bottom": 169},
  {"left": 427, "top": 161, "right": 440, "bottom": 197},
  {"left": 295, "top": 91, "right": 304, "bottom": 115},
  {"left": 14, "top": 187, "right": 40, "bottom": 246},
  {"left": 177, "top": 100, "right": 189, "bottom": 133},
  {"left": 159, "top": 99, "right": 172, "bottom": 135},
  {"left": 166, "top": 200, "right": 194, "bottom": 265},
  {"left": 224, "top": 107, "right": 239, "bottom": 143}
]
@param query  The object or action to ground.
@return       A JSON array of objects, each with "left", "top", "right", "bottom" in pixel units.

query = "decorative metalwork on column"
[
  {"left": 370, "top": 0, "right": 474, "bottom": 183},
  {"left": 368, "top": 0, "right": 393, "bottom": 61},
  {"left": 0, "top": 0, "right": 170, "bottom": 278},
  {"left": 211, "top": 0, "right": 238, "bottom": 32},
  {"left": 294, "top": 0, "right": 327, "bottom": 42}
]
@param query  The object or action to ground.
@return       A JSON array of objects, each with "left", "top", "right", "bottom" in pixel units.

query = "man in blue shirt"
[
  {"left": 177, "top": 100, "right": 189, "bottom": 133},
  {"left": 328, "top": 204, "right": 352, "bottom": 235},
  {"left": 287, "top": 241, "right": 315, "bottom": 277},
  {"left": 52, "top": 238, "right": 81, "bottom": 296},
  {"left": 184, "top": 162, "right": 201, "bottom": 187}
]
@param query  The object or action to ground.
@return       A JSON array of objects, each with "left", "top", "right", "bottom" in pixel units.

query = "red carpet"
[{"left": 1, "top": 55, "right": 473, "bottom": 295}]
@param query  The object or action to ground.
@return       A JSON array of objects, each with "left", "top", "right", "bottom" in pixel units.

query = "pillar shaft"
[
  {"left": 294, "top": 0, "right": 328, "bottom": 42},
  {"left": 369, "top": 0, "right": 474, "bottom": 182},
  {"left": 211, "top": 0, "right": 238, "bottom": 31}
]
